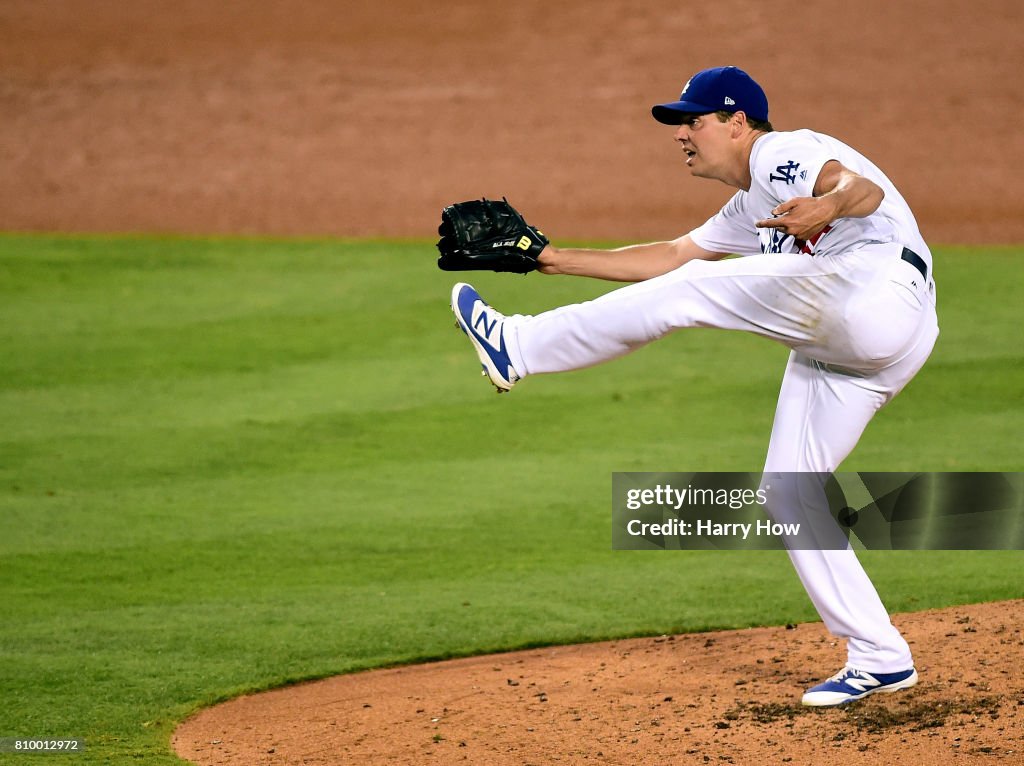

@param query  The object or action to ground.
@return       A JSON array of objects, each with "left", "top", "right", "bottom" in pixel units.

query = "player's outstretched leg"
[{"left": 450, "top": 283, "right": 522, "bottom": 393}]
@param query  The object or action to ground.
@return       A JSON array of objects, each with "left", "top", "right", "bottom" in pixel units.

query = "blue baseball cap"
[{"left": 652, "top": 66, "right": 769, "bottom": 124}]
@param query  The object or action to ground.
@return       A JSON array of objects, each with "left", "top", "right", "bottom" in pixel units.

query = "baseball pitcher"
[{"left": 437, "top": 66, "right": 937, "bottom": 707}]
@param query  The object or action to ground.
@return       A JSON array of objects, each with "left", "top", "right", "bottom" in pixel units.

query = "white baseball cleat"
[
  {"left": 801, "top": 666, "right": 918, "bottom": 707},
  {"left": 450, "top": 283, "right": 522, "bottom": 393}
]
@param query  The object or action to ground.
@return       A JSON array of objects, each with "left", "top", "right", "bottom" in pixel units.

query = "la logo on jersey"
[{"left": 769, "top": 160, "right": 801, "bottom": 185}]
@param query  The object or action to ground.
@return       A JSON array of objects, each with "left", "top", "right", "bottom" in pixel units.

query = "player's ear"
[{"left": 730, "top": 111, "right": 747, "bottom": 137}]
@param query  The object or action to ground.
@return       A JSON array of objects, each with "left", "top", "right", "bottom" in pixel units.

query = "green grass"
[{"left": 0, "top": 235, "right": 1021, "bottom": 764}]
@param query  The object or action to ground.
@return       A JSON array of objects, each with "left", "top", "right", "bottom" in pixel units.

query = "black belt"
[{"left": 901, "top": 247, "right": 927, "bottom": 280}]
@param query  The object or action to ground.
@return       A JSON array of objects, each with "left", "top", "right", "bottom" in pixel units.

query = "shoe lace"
[{"left": 827, "top": 666, "right": 865, "bottom": 683}]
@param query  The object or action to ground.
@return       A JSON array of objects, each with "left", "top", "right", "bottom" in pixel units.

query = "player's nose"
[{"left": 674, "top": 124, "right": 690, "bottom": 142}]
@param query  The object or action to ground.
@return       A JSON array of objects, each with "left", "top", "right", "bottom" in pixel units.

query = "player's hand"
[{"left": 755, "top": 196, "right": 839, "bottom": 242}]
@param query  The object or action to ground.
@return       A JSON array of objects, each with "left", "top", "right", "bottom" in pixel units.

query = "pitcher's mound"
[{"left": 174, "top": 600, "right": 1022, "bottom": 765}]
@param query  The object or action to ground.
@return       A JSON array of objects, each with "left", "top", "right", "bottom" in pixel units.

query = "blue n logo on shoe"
[
  {"left": 470, "top": 302, "right": 504, "bottom": 353},
  {"left": 474, "top": 311, "right": 497, "bottom": 341},
  {"left": 841, "top": 671, "right": 881, "bottom": 693}
]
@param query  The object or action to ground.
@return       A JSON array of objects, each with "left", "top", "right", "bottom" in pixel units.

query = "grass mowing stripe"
[{"left": 0, "top": 234, "right": 1021, "bottom": 764}]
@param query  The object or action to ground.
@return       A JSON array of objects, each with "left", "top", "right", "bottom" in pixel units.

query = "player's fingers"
[
  {"left": 770, "top": 199, "right": 798, "bottom": 216},
  {"left": 755, "top": 217, "right": 788, "bottom": 230}
]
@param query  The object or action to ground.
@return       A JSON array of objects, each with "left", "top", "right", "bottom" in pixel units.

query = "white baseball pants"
[{"left": 504, "top": 243, "right": 939, "bottom": 672}]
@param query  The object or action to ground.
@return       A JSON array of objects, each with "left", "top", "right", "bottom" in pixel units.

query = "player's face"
[{"left": 673, "top": 113, "right": 735, "bottom": 180}]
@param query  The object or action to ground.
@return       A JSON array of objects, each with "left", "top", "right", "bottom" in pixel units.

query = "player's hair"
[{"left": 713, "top": 110, "right": 774, "bottom": 133}]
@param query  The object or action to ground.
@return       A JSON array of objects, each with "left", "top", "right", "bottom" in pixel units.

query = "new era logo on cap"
[{"left": 652, "top": 66, "right": 769, "bottom": 125}]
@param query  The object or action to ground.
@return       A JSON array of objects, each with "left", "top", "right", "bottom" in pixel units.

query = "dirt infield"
[
  {"left": 5, "top": 2, "right": 1022, "bottom": 763},
  {"left": 2, "top": 0, "right": 1022, "bottom": 242},
  {"left": 174, "top": 600, "right": 1024, "bottom": 765}
]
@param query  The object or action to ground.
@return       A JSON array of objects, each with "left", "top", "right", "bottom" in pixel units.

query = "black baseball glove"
[{"left": 436, "top": 197, "right": 549, "bottom": 274}]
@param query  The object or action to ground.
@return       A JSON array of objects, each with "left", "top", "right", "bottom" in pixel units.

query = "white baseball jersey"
[{"left": 689, "top": 130, "right": 932, "bottom": 274}]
